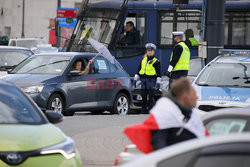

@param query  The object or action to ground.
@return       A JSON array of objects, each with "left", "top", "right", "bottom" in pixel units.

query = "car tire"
[
  {"left": 111, "top": 93, "right": 130, "bottom": 115},
  {"left": 47, "top": 94, "right": 74, "bottom": 116}
]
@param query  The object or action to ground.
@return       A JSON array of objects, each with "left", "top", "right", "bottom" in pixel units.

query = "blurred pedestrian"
[
  {"left": 124, "top": 78, "right": 207, "bottom": 153},
  {"left": 134, "top": 43, "right": 161, "bottom": 114},
  {"left": 165, "top": 31, "right": 190, "bottom": 88}
]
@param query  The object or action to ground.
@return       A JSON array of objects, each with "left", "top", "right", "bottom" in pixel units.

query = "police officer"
[
  {"left": 185, "top": 29, "right": 198, "bottom": 48},
  {"left": 134, "top": 43, "right": 161, "bottom": 114},
  {"left": 166, "top": 32, "right": 190, "bottom": 88}
]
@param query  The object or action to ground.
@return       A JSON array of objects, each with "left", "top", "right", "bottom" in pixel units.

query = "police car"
[{"left": 193, "top": 49, "right": 250, "bottom": 113}]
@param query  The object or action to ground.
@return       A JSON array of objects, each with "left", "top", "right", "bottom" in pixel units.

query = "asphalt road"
[{"left": 56, "top": 112, "right": 147, "bottom": 167}]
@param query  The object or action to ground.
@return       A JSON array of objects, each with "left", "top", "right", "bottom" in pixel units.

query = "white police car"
[{"left": 193, "top": 49, "right": 250, "bottom": 113}]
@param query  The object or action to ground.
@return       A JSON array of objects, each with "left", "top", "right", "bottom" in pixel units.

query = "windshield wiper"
[{"left": 22, "top": 60, "right": 69, "bottom": 73}]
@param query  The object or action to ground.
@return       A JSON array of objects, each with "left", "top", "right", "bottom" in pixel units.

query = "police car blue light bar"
[{"left": 219, "top": 49, "right": 250, "bottom": 56}]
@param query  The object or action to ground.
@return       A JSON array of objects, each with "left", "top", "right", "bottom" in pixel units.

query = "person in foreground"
[{"left": 124, "top": 77, "right": 207, "bottom": 153}]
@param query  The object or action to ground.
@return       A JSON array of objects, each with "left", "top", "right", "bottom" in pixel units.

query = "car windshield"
[
  {"left": 69, "top": 7, "right": 119, "bottom": 52},
  {"left": 11, "top": 55, "right": 70, "bottom": 74},
  {"left": 16, "top": 39, "right": 47, "bottom": 49},
  {"left": 0, "top": 50, "right": 32, "bottom": 67},
  {"left": 0, "top": 85, "right": 45, "bottom": 124},
  {"left": 188, "top": 58, "right": 202, "bottom": 76},
  {"left": 196, "top": 63, "right": 250, "bottom": 87}
]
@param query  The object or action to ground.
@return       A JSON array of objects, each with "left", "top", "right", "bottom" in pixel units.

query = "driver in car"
[{"left": 71, "top": 59, "right": 93, "bottom": 76}]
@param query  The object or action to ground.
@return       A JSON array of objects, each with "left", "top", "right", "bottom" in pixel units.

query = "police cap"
[
  {"left": 172, "top": 31, "right": 184, "bottom": 37},
  {"left": 145, "top": 43, "right": 156, "bottom": 50}
]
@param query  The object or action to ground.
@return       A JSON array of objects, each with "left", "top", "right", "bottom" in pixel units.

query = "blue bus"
[{"left": 66, "top": 0, "right": 250, "bottom": 76}]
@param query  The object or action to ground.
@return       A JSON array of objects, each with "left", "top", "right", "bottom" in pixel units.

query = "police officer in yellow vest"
[
  {"left": 166, "top": 32, "right": 190, "bottom": 88},
  {"left": 134, "top": 43, "right": 161, "bottom": 114},
  {"left": 185, "top": 29, "right": 198, "bottom": 48}
]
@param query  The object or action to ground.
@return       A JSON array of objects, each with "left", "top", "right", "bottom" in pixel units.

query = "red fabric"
[
  {"left": 205, "top": 127, "right": 210, "bottom": 136},
  {"left": 123, "top": 114, "right": 159, "bottom": 153},
  {"left": 49, "top": 29, "right": 57, "bottom": 46}
]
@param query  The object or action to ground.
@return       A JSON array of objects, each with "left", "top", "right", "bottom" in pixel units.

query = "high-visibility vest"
[
  {"left": 170, "top": 42, "right": 190, "bottom": 71},
  {"left": 139, "top": 56, "right": 158, "bottom": 76},
  {"left": 188, "top": 37, "right": 198, "bottom": 46}
]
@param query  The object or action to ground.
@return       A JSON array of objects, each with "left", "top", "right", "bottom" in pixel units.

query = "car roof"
[
  {"left": 0, "top": 46, "right": 31, "bottom": 51},
  {"left": 121, "top": 133, "right": 250, "bottom": 167},
  {"left": 9, "top": 38, "right": 45, "bottom": 41},
  {"left": 34, "top": 52, "right": 98, "bottom": 58},
  {"left": 202, "top": 107, "right": 250, "bottom": 121},
  {"left": 214, "top": 55, "right": 250, "bottom": 64}
]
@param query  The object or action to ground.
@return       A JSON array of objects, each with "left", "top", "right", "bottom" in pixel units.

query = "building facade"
[{"left": 0, "top": 0, "right": 81, "bottom": 42}]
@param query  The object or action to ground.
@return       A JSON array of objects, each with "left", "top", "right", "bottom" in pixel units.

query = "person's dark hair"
[
  {"left": 71, "top": 59, "right": 83, "bottom": 70},
  {"left": 185, "top": 29, "right": 194, "bottom": 38},
  {"left": 126, "top": 21, "right": 135, "bottom": 28},
  {"left": 170, "top": 77, "right": 191, "bottom": 99}
]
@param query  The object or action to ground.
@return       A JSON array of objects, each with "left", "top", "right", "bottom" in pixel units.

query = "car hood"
[
  {"left": 195, "top": 86, "right": 250, "bottom": 103},
  {"left": 0, "top": 71, "right": 7, "bottom": 77},
  {"left": 0, "top": 74, "right": 59, "bottom": 87},
  {"left": 0, "top": 124, "right": 66, "bottom": 151}
]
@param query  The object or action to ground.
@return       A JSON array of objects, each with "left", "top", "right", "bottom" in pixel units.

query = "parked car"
[
  {"left": 193, "top": 49, "right": 250, "bottom": 113},
  {"left": 115, "top": 106, "right": 250, "bottom": 166},
  {"left": 0, "top": 36, "right": 9, "bottom": 45},
  {"left": 8, "top": 38, "right": 47, "bottom": 49},
  {"left": 1, "top": 52, "right": 132, "bottom": 116},
  {"left": 0, "top": 46, "right": 34, "bottom": 77},
  {"left": 120, "top": 133, "right": 250, "bottom": 167},
  {"left": 0, "top": 80, "right": 82, "bottom": 167},
  {"left": 31, "top": 44, "right": 58, "bottom": 54}
]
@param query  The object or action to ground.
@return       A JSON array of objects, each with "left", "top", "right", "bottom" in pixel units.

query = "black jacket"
[{"left": 151, "top": 92, "right": 196, "bottom": 151}]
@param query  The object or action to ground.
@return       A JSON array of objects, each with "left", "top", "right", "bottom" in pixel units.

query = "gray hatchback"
[{"left": 1, "top": 52, "right": 132, "bottom": 116}]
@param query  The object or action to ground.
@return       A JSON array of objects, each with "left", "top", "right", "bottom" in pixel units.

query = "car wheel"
[{"left": 112, "top": 93, "right": 130, "bottom": 115}]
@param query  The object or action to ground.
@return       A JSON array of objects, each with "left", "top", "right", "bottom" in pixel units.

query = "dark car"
[
  {"left": 0, "top": 46, "right": 34, "bottom": 77},
  {"left": 0, "top": 36, "right": 9, "bottom": 45},
  {"left": 1, "top": 52, "right": 132, "bottom": 116}
]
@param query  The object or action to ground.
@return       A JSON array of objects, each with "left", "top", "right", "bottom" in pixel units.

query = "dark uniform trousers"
[
  {"left": 169, "top": 70, "right": 188, "bottom": 88},
  {"left": 141, "top": 78, "right": 156, "bottom": 114}
]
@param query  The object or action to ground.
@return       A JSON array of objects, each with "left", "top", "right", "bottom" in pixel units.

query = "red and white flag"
[{"left": 124, "top": 97, "right": 207, "bottom": 153}]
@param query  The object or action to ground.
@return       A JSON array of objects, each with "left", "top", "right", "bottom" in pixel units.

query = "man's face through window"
[{"left": 125, "top": 24, "right": 133, "bottom": 32}]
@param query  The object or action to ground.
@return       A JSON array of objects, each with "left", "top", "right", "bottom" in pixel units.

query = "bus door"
[{"left": 158, "top": 9, "right": 202, "bottom": 74}]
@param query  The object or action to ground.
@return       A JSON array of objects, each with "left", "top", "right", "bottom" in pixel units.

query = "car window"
[
  {"left": 188, "top": 58, "right": 202, "bottom": 76},
  {"left": 206, "top": 118, "right": 247, "bottom": 135},
  {"left": 193, "top": 155, "right": 250, "bottom": 167},
  {"left": 12, "top": 55, "right": 70, "bottom": 74},
  {"left": 109, "top": 61, "right": 117, "bottom": 73},
  {"left": 0, "top": 50, "right": 32, "bottom": 67},
  {"left": 93, "top": 57, "right": 110, "bottom": 74},
  {"left": 196, "top": 63, "right": 250, "bottom": 87},
  {"left": 0, "top": 86, "right": 45, "bottom": 124},
  {"left": 157, "top": 150, "right": 198, "bottom": 167}
]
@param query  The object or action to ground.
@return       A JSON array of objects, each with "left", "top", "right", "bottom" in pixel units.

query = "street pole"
[
  {"left": 21, "top": 0, "right": 25, "bottom": 38},
  {"left": 205, "top": 0, "right": 225, "bottom": 64},
  {"left": 57, "top": 0, "right": 61, "bottom": 48}
]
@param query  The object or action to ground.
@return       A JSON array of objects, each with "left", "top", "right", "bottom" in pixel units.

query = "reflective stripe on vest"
[
  {"left": 189, "top": 37, "right": 198, "bottom": 46},
  {"left": 139, "top": 57, "right": 157, "bottom": 75},
  {"left": 170, "top": 42, "right": 190, "bottom": 71}
]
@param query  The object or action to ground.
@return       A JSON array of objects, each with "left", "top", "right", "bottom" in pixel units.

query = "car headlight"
[
  {"left": 22, "top": 85, "right": 44, "bottom": 94},
  {"left": 40, "top": 137, "right": 76, "bottom": 159}
]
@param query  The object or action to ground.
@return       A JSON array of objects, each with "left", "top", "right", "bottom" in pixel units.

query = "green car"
[{"left": 0, "top": 81, "right": 82, "bottom": 167}]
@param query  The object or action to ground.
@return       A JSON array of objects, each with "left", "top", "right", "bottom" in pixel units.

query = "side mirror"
[
  {"left": 45, "top": 110, "right": 63, "bottom": 124},
  {"left": 68, "top": 70, "right": 81, "bottom": 76}
]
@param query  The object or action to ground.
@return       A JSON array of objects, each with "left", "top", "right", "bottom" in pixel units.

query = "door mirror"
[
  {"left": 68, "top": 70, "right": 82, "bottom": 76},
  {"left": 45, "top": 110, "right": 63, "bottom": 124}
]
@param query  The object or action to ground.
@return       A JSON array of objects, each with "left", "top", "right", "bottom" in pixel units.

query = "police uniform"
[
  {"left": 166, "top": 32, "right": 190, "bottom": 87},
  {"left": 134, "top": 43, "right": 161, "bottom": 114},
  {"left": 185, "top": 37, "right": 199, "bottom": 48}
]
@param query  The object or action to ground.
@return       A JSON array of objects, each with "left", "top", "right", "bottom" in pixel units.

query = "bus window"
[
  {"left": 160, "top": 11, "right": 201, "bottom": 46},
  {"left": 225, "top": 12, "right": 250, "bottom": 47},
  {"left": 116, "top": 13, "right": 146, "bottom": 58}
]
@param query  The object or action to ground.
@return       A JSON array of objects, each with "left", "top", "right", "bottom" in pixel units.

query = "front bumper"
[
  {"left": 130, "top": 89, "right": 162, "bottom": 110},
  {"left": 0, "top": 152, "right": 82, "bottom": 167},
  {"left": 196, "top": 100, "right": 250, "bottom": 113}
]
